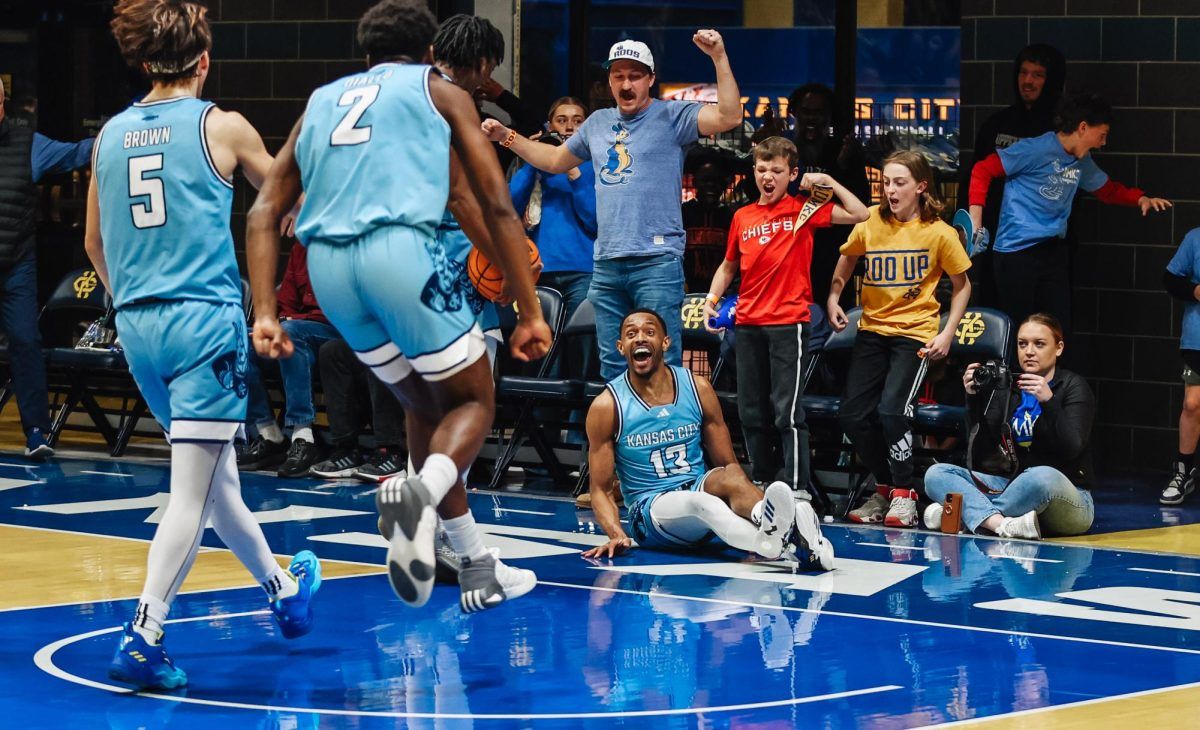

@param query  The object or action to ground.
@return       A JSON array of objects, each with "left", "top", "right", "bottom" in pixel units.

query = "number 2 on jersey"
[
  {"left": 331, "top": 85, "right": 380, "bottom": 146},
  {"left": 650, "top": 444, "right": 691, "bottom": 478}
]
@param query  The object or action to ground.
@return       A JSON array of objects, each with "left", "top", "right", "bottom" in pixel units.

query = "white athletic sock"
[
  {"left": 133, "top": 594, "right": 169, "bottom": 644},
  {"left": 206, "top": 442, "right": 298, "bottom": 599},
  {"left": 750, "top": 500, "right": 764, "bottom": 526},
  {"left": 442, "top": 512, "right": 488, "bottom": 563},
  {"left": 418, "top": 453, "right": 458, "bottom": 505},
  {"left": 258, "top": 422, "right": 284, "bottom": 444},
  {"left": 291, "top": 426, "right": 314, "bottom": 444}
]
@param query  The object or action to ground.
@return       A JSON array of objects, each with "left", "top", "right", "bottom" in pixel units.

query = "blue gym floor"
[{"left": 1, "top": 456, "right": 1200, "bottom": 728}]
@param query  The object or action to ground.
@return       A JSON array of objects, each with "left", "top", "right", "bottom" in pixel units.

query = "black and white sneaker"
[
  {"left": 457, "top": 553, "right": 536, "bottom": 613},
  {"left": 354, "top": 447, "right": 406, "bottom": 483},
  {"left": 237, "top": 436, "right": 288, "bottom": 471},
  {"left": 278, "top": 439, "right": 320, "bottom": 478},
  {"left": 310, "top": 448, "right": 366, "bottom": 479},
  {"left": 376, "top": 475, "right": 438, "bottom": 606},
  {"left": 1161, "top": 461, "right": 1195, "bottom": 505}
]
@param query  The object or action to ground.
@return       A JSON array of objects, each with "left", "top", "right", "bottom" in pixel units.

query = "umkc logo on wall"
[{"left": 74, "top": 270, "right": 99, "bottom": 299}]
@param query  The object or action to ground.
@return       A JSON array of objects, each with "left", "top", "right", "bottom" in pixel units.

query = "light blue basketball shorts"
[
  {"left": 116, "top": 300, "right": 248, "bottom": 442},
  {"left": 626, "top": 468, "right": 720, "bottom": 549},
  {"left": 307, "top": 225, "right": 487, "bottom": 383}
]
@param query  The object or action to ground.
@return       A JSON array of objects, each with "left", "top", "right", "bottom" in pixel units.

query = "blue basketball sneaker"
[
  {"left": 108, "top": 622, "right": 187, "bottom": 691},
  {"left": 270, "top": 550, "right": 322, "bottom": 639}
]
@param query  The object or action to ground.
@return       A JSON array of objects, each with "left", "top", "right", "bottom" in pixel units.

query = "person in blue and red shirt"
[{"left": 968, "top": 93, "right": 1171, "bottom": 338}]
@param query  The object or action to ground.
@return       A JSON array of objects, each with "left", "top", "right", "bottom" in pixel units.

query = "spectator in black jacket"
[{"left": 923, "top": 314, "right": 1095, "bottom": 538}]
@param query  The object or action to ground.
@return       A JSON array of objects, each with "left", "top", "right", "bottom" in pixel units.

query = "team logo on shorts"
[
  {"left": 211, "top": 323, "right": 247, "bottom": 398},
  {"left": 421, "top": 239, "right": 471, "bottom": 313}
]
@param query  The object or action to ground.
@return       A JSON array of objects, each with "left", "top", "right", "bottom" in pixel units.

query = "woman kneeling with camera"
[{"left": 923, "top": 314, "right": 1095, "bottom": 539}]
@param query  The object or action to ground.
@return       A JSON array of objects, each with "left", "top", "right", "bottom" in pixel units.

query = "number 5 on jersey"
[
  {"left": 128, "top": 153, "right": 165, "bottom": 229},
  {"left": 331, "top": 85, "right": 380, "bottom": 146}
]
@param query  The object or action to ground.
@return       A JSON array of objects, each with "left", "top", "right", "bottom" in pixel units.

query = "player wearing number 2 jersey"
[
  {"left": 85, "top": 0, "right": 321, "bottom": 692},
  {"left": 582, "top": 309, "right": 834, "bottom": 571}
]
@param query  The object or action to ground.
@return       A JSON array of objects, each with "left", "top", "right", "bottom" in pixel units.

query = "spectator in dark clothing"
[
  {"left": 0, "top": 82, "right": 94, "bottom": 458},
  {"left": 309, "top": 338, "right": 406, "bottom": 483},
  {"left": 476, "top": 76, "right": 544, "bottom": 138},
  {"left": 786, "top": 83, "right": 870, "bottom": 310},
  {"left": 968, "top": 45, "right": 1066, "bottom": 307},
  {"left": 239, "top": 241, "right": 342, "bottom": 477},
  {"left": 682, "top": 152, "right": 735, "bottom": 292}
]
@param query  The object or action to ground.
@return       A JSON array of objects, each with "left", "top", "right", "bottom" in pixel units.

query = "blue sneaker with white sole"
[
  {"left": 270, "top": 550, "right": 322, "bottom": 639},
  {"left": 108, "top": 622, "right": 187, "bottom": 691}
]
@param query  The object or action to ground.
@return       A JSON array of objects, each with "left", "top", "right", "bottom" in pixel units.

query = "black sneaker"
[
  {"left": 237, "top": 436, "right": 288, "bottom": 471},
  {"left": 353, "top": 447, "right": 407, "bottom": 483},
  {"left": 278, "top": 439, "right": 320, "bottom": 478},
  {"left": 310, "top": 448, "right": 366, "bottom": 479}
]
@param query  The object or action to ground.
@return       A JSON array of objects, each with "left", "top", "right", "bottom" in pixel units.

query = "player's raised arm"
[
  {"left": 245, "top": 117, "right": 305, "bottom": 359},
  {"left": 430, "top": 72, "right": 550, "bottom": 361},
  {"left": 581, "top": 390, "right": 632, "bottom": 559}
]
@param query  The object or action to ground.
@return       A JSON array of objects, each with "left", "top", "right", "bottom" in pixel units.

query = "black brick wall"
[{"left": 962, "top": 2, "right": 1200, "bottom": 472}]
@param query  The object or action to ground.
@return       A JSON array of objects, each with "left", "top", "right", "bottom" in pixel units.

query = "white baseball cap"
[{"left": 604, "top": 40, "right": 655, "bottom": 73}]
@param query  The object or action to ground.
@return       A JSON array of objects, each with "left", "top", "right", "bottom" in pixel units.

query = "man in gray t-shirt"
[{"left": 483, "top": 31, "right": 743, "bottom": 378}]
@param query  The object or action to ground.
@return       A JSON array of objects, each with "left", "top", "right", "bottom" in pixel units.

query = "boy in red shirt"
[{"left": 704, "top": 137, "right": 867, "bottom": 500}]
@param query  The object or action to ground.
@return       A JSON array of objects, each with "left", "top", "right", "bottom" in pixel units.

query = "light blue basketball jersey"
[
  {"left": 294, "top": 63, "right": 450, "bottom": 245},
  {"left": 94, "top": 97, "right": 241, "bottom": 309},
  {"left": 608, "top": 365, "right": 707, "bottom": 509}
]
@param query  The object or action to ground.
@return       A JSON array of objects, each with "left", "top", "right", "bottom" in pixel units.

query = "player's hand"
[
  {"left": 582, "top": 536, "right": 632, "bottom": 560},
  {"left": 702, "top": 298, "right": 723, "bottom": 333},
  {"left": 510, "top": 315, "right": 552, "bottom": 362},
  {"left": 495, "top": 260, "right": 544, "bottom": 307},
  {"left": 827, "top": 301, "right": 848, "bottom": 332},
  {"left": 692, "top": 29, "right": 726, "bottom": 59},
  {"left": 963, "top": 362, "right": 981, "bottom": 394},
  {"left": 481, "top": 118, "right": 511, "bottom": 143},
  {"left": 800, "top": 172, "right": 832, "bottom": 190},
  {"left": 476, "top": 76, "right": 504, "bottom": 101},
  {"left": 1139, "top": 196, "right": 1172, "bottom": 216},
  {"left": 920, "top": 331, "right": 952, "bottom": 361},
  {"left": 1018, "top": 373, "right": 1053, "bottom": 402},
  {"left": 252, "top": 317, "right": 294, "bottom": 359}
]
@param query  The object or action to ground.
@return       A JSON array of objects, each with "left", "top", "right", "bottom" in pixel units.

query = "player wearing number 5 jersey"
[
  {"left": 582, "top": 309, "right": 834, "bottom": 571},
  {"left": 84, "top": 0, "right": 321, "bottom": 692}
]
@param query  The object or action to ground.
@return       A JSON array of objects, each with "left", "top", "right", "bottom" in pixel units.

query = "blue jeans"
[
  {"left": 588, "top": 254, "right": 684, "bottom": 380},
  {"left": 246, "top": 318, "right": 340, "bottom": 429},
  {"left": 1, "top": 256, "right": 49, "bottom": 435},
  {"left": 924, "top": 463, "right": 1095, "bottom": 536}
]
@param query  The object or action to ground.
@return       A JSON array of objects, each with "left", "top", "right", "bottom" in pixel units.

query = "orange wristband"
[{"left": 500, "top": 129, "right": 517, "bottom": 148}]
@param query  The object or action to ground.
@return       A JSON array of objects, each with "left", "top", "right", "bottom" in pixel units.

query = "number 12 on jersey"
[{"left": 650, "top": 444, "right": 691, "bottom": 478}]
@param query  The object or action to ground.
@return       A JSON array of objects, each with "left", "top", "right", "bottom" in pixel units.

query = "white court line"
[
  {"left": 0, "top": 462, "right": 39, "bottom": 469},
  {"left": 1130, "top": 567, "right": 1200, "bottom": 578},
  {"left": 80, "top": 470, "right": 134, "bottom": 478},
  {"left": 276, "top": 488, "right": 334, "bottom": 497},
  {"left": 33, "top": 617, "right": 900, "bottom": 718},
  {"left": 856, "top": 542, "right": 929, "bottom": 552},
  {"left": 491, "top": 507, "right": 554, "bottom": 516},
  {"left": 985, "top": 554, "right": 1063, "bottom": 564},
  {"left": 537, "top": 580, "right": 1200, "bottom": 656},
  {"left": 919, "top": 679, "right": 1200, "bottom": 728}
]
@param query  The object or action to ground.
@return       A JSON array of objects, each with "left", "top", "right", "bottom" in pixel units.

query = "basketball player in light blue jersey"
[
  {"left": 246, "top": 0, "right": 552, "bottom": 613},
  {"left": 84, "top": 0, "right": 321, "bottom": 691},
  {"left": 582, "top": 309, "right": 834, "bottom": 570}
]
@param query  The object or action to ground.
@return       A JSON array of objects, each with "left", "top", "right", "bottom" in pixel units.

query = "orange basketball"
[{"left": 467, "top": 238, "right": 541, "bottom": 302}]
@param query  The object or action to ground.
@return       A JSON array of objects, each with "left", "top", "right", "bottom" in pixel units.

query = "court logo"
[
  {"left": 599, "top": 123, "right": 633, "bottom": 186},
  {"left": 212, "top": 323, "right": 247, "bottom": 398},
  {"left": 74, "top": 270, "right": 99, "bottom": 299},
  {"left": 955, "top": 312, "right": 986, "bottom": 345}
]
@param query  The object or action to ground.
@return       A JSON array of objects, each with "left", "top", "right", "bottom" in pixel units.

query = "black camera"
[
  {"left": 971, "top": 359, "right": 1013, "bottom": 392},
  {"left": 540, "top": 131, "right": 565, "bottom": 147}
]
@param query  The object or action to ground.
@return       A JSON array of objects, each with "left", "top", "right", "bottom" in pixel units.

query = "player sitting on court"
[{"left": 581, "top": 309, "right": 834, "bottom": 569}]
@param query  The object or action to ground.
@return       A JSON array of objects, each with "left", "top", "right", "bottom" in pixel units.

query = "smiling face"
[
  {"left": 608, "top": 60, "right": 654, "bottom": 115},
  {"left": 753, "top": 155, "right": 798, "bottom": 205},
  {"left": 1016, "top": 321, "right": 1063, "bottom": 376},
  {"left": 693, "top": 162, "right": 729, "bottom": 207},
  {"left": 617, "top": 311, "right": 669, "bottom": 377},
  {"left": 882, "top": 162, "right": 926, "bottom": 220},
  {"left": 549, "top": 103, "right": 585, "bottom": 139},
  {"left": 794, "top": 92, "right": 830, "bottom": 142},
  {"left": 1017, "top": 60, "right": 1047, "bottom": 106}
]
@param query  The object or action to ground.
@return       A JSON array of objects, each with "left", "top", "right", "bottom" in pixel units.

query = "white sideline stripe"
[
  {"left": 1130, "top": 567, "right": 1200, "bottom": 578},
  {"left": 80, "top": 470, "right": 134, "bottom": 478},
  {"left": 918, "top": 679, "right": 1200, "bottom": 728},
  {"left": 491, "top": 507, "right": 554, "bottom": 516},
  {"left": 986, "top": 554, "right": 1063, "bottom": 564},
  {"left": 33, "top": 617, "right": 900, "bottom": 718},
  {"left": 857, "top": 541, "right": 1062, "bottom": 563},
  {"left": 276, "top": 488, "right": 334, "bottom": 497},
  {"left": 535, "top": 580, "right": 1200, "bottom": 656},
  {"left": 856, "top": 542, "right": 929, "bottom": 552}
]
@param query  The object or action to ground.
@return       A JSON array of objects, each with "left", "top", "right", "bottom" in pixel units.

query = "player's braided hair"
[
  {"left": 357, "top": 0, "right": 438, "bottom": 66},
  {"left": 432, "top": 14, "right": 505, "bottom": 72},
  {"left": 879, "top": 150, "right": 945, "bottom": 224},
  {"left": 110, "top": 0, "right": 211, "bottom": 85}
]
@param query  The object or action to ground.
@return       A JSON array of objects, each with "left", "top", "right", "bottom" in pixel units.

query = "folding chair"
[{"left": 800, "top": 308, "right": 863, "bottom": 515}]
